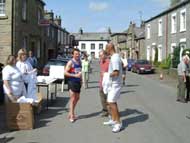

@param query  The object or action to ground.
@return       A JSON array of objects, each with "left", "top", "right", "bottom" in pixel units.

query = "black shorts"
[{"left": 68, "top": 81, "right": 81, "bottom": 93}]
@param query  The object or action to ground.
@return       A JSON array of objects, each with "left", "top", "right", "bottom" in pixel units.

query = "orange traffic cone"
[{"left": 160, "top": 73, "right": 163, "bottom": 80}]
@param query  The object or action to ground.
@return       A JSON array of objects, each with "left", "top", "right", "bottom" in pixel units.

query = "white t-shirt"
[
  {"left": 108, "top": 53, "right": 122, "bottom": 84},
  {"left": 16, "top": 60, "right": 33, "bottom": 83},
  {"left": 121, "top": 58, "right": 128, "bottom": 68},
  {"left": 2, "top": 65, "right": 26, "bottom": 96}
]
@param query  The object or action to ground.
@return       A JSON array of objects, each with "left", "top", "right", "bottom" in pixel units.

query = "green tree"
[
  {"left": 172, "top": 46, "right": 180, "bottom": 68},
  {"left": 153, "top": 47, "right": 158, "bottom": 66},
  {"left": 170, "top": 0, "right": 181, "bottom": 6}
]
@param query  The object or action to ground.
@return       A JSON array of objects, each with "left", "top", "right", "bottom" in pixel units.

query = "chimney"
[
  {"left": 44, "top": 10, "right": 54, "bottom": 21},
  {"left": 108, "top": 27, "right": 112, "bottom": 34},
  {"left": 54, "top": 15, "right": 62, "bottom": 26},
  {"left": 140, "top": 21, "right": 145, "bottom": 28},
  {"left": 79, "top": 27, "right": 83, "bottom": 35}
]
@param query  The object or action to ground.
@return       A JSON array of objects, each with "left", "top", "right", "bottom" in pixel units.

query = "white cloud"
[{"left": 89, "top": 2, "right": 108, "bottom": 12}]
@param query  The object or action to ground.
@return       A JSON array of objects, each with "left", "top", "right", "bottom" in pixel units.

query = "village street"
[{"left": 1, "top": 60, "right": 190, "bottom": 143}]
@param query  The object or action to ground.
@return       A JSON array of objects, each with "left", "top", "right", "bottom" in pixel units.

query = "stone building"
[
  {"left": 73, "top": 28, "right": 111, "bottom": 58},
  {"left": 145, "top": 0, "right": 190, "bottom": 63},
  {"left": 0, "top": 0, "right": 45, "bottom": 65},
  {"left": 125, "top": 22, "right": 145, "bottom": 59}
]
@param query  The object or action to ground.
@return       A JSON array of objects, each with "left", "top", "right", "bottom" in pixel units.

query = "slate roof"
[
  {"left": 145, "top": 0, "right": 189, "bottom": 23},
  {"left": 72, "top": 32, "right": 111, "bottom": 41}
]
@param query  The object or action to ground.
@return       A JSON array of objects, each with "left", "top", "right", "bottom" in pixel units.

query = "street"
[{"left": 1, "top": 60, "right": 190, "bottom": 143}]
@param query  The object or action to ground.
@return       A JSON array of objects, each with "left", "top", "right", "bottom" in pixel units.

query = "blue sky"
[{"left": 44, "top": 0, "right": 170, "bottom": 33}]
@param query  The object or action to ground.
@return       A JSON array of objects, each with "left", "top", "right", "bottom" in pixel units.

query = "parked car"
[
  {"left": 127, "top": 59, "right": 135, "bottom": 71},
  {"left": 131, "top": 59, "right": 154, "bottom": 74},
  {"left": 42, "top": 59, "right": 68, "bottom": 76}
]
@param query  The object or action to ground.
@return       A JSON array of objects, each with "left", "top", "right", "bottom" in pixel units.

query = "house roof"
[
  {"left": 72, "top": 32, "right": 111, "bottom": 41},
  {"left": 145, "top": 0, "right": 189, "bottom": 23}
]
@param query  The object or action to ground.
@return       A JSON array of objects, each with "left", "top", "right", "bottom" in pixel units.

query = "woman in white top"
[
  {"left": 16, "top": 48, "right": 36, "bottom": 84},
  {"left": 16, "top": 48, "right": 38, "bottom": 100},
  {"left": 2, "top": 55, "right": 26, "bottom": 102}
]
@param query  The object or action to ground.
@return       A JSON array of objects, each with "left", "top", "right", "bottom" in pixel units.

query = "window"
[
  {"left": 171, "top": 13, "right": 177, "bottom": 33},
  {"left": 179, "top": 42, "right": 186, "bottom": 61},
  {"left": 91, "top": 43, "right": 95, "bottom": 50},
  {"left": 52, "top": 28, "right": 54, "bottom": 39},
  {"left": 0, "top": 0, "right": 5, "bottom": 16},
  {"left": 22, "top": 36, "right": 27, "bottom": 49},
  {"left": 147, "top": 46, "right": 150, "bottom": 61},
  {"left": 37, "top": 40, "right": 41, "bottom": 58},
  {"left": 158, "top": 45, "right": 162, "bottom": 62},
  {"left": 38, "top": 8, "right": 43, "bottom": 24},
  {"left": 180, "top": 9, "right": 186, "bottom": 32},
  {"left": 147, "top": 24, "right": 151, "bottom": 39},
  {"left": 22, "top": 0, "right": 27, "bottom": 20},
  {"left": 99, "top": 44, "right": 103, "bottom": 50},
  {"left": 158, "top": 19, "right": 162, "bottom": 36},
  {"left": 81, "top": 43, "right": 86, "bottom": 50},
  {"left": 47, "top": 27, "right": 50, "bottom": 37}
]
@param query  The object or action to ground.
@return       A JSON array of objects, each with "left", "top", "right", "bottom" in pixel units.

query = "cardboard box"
[
  {"left": 6, "top": 103, "right": 34, "bottom": 130},
  {"left": 5, "top": 92, "right": 43, "bottom": 130}
]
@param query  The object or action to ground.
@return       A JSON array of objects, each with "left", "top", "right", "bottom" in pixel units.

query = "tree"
[
  {"left": 172, "top": 46, "right": 180, "bottom": 68},
  {"left": 170, "top": 0, "right": 181, "bottom": 6}
]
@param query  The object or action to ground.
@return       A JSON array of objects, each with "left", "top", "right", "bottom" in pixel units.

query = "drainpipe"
[
  {"left": 11, "top": 0, "right": 15, "bottom": 55},
  {"left": 165, "top": 14, "right": 168, "bottom": 59}
]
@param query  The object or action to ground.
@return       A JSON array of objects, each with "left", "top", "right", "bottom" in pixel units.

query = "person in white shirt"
[
  {"left": 103, "top": 43, "right": 123, "bottom": 133},
  {"left": 2, "top": 55, "right": 26, "bottom": 102},
  {"left": 16, "top": 48, "right": 37, "bottom": 100}
]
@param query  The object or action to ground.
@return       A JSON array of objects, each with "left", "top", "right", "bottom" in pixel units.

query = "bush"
[
  {"left": 153, "top": 47, "right": 158, "bottom": 65},
  {"left": 159, "top": 55, "right": 171, "bottom": 69},
  {"left": 172, "top": 46, "right": 180, "bottom": 68}
]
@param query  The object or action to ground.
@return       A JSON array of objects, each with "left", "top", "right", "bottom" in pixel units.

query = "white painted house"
[{"left": 73, "top": 28, "right": 111, "bottom": 58}]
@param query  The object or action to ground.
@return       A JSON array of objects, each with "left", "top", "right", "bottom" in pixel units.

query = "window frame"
[
  {"left": 91, "top": 43, "right": 95, "bottom": 50},
  {"left": 22, "top": 0, "right": 27, "bottom": 21},
  {"left": 81, "top": 43, "right": 86, "bottom": 50},
  {"left": 180, "top": 9, "right": 186, "bottom": 32},
  {"left": 171, "top": 13, "right": 177, "bottom": 34},
  {"left": 147, "top": 24, "right": 151, "bottom": 39},
  {"left": 0, "top": 0, "right": 5, "bottom": 16},
  {"left": 158, "top": 19, "right": 163, "bottom": 37},
  {"left": 99, "top": 43, "right": 103, "bottom": 50}
]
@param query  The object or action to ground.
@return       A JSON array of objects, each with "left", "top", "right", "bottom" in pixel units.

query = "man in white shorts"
[{"left": 103, "top": 43, "right": 123, "bottom": 133}]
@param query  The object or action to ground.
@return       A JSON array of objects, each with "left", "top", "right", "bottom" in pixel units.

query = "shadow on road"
[
  {"left": 88, "top": 81, "right": 99, "bottom": 84},
  {"left": 120, "top": 108, "right": 149, "bottom": 129},
  {"left": 87, "top": 86, "right": 99, "bottom": 89},
  {"left": 35, "top": 96, "right": 69, "bottom": 129},
  {"left": 0, "top": 137, "right": 14, "bottom": 143},
  {"left": 77, "top": 111, "right": 101, "bottom": 120},
  {"left": 125, "top": 84, "right": 139, "bottom": 87},
  {"left": 120, "top": 90, "right": 135, "bottom": 95}
]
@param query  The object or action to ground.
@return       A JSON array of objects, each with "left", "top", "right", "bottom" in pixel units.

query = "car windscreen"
[{"left": 137, "top": 60, "right": 149, "bottom": 64}]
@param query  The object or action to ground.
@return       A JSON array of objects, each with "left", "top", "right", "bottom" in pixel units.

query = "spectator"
[
  {"left": 2, "top": 55, "right": 26, "bottom": 102},
  {"left": 27, "top": 50, "right": 37, "bottom": 68},
  {"left": 103, "top": 43, "right": 123, "bottom": 133},
  {"left": 82, "top": 54, "right": 89, "bottom": 89},
  {"left": 16, "top": 48, "right": 37, "bottom": 100},
  {"left": 177, "top": 55, "right": 190, "bottom": 103},
  {"left": 99, "top": 50, "right": 110, "bottom": 117},
  {"left": 64, "top": 48, "right": 82, "bottom": 123}
]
